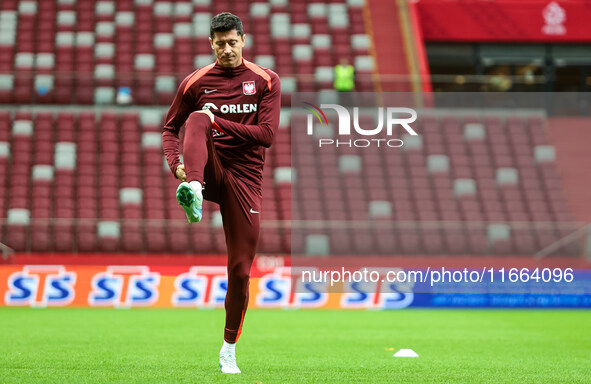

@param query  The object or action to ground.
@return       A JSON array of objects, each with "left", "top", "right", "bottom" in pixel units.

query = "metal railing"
[
  {"left": 0, "top": 241, "right": 15, "bottom": 261},
  {"left": 1, "top": 218, "right": 590, "bottom": 258}
]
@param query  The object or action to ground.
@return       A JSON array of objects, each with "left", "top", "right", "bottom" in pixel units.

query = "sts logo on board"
[
  {"left": 5, "top": 265, "right": 76, "bottom": 307},
  {"left": 172, "top": 266, "right": 228, "bottom": 307},
  {"left": 340, "top": 273, "right": 414, "bottom": 309},
  {"left": 88, "top": 266, "right": 160, "bottom": 308},
  {"left": 255, "top": 267, "right": 329, "bottom": 308},
  {"left": 255, "top": 267, "right": 414, "bottom": 309}
]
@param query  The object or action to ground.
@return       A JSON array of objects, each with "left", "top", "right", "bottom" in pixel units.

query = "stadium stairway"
[
  {"left": 365, "top": 0, "right": 429, "bottom": 93},
  {"left": 548, "top": 117, "right": 591, "bottom": 223}
]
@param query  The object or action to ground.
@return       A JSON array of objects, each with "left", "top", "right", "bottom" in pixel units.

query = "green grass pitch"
[{"left": 1, "top": 308, "right": 589, "bottom": 383}]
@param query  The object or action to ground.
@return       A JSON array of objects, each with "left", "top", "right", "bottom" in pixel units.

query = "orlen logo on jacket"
[
  {"left": 304, "top": 103, "right": 417, "bottom": 148},
  {"left": 172, "top": 266, "right": 227, "bottom": 308},
  {"left": 5, "top": 265, "right": 76, "bottom": 307},
  {"left": 202, "top": 102, "right": 257, "bottom": 114},
  {"left": 88, "top": 266, "right": 160, "bottom": 308}
]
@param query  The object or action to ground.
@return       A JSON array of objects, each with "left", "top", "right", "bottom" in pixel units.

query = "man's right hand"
[
  {"left": 196, "top": 109, "right": 215, "bottom": 123},
  {"left": 175, "top": 164, "right": 187, "bottom": 181}
]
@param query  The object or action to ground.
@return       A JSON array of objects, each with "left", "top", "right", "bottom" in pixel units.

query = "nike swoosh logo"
[
  {"left": 204, "top": 89, "right": 217, "bottom": 94},
  {"left": 250, "top": 208, "right": 260, "bottom": 214}
]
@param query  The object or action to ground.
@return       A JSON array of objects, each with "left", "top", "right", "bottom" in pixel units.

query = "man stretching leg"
[{"left": 161, "top": 12, "right": 281, "bottom": 374}]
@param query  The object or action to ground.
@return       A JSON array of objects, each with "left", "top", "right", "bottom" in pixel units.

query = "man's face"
[{"left": 210, "top": 30, "right": 245, "bottom": 68}]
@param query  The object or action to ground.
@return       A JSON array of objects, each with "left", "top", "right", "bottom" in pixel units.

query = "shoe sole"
[
  {"left": 219, "top": 363, "right": 241, "bottom": 374},
  {"left": 176, "top": 183, "right": 201, "bottom": 223}
]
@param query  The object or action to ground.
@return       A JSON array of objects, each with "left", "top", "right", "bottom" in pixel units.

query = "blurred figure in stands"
[{"left": 334, "top": 58, "right": 355, "bottom": 105}]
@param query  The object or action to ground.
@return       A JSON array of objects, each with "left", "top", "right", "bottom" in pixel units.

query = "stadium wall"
[
  {"left": 417, "top": 0, "right": 591, "bottom": 42},
  {"left": 2, "top": 256, "right": 590, "bottom": 309}
]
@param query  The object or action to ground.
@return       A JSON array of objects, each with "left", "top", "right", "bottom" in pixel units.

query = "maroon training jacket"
[{"left": 162, "top": 58, "right": 281, "bottom": 188}]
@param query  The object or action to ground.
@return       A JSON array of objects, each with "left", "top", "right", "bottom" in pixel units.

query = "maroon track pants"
[{"left": 182, "top": 112, "right": 261, "bottom": 343}]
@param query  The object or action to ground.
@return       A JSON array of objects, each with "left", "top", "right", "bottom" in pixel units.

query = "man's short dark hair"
[{"left": 210, "top": 12, "right": 244, "bottom": 39}]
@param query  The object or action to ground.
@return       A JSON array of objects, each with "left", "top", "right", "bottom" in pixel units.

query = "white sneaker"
[
  {"left": 176, "top": 182, "right": 203, "bottom": 223},
  {"left": 219, "top": 351, "right": 241, "bottom": 374}
]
